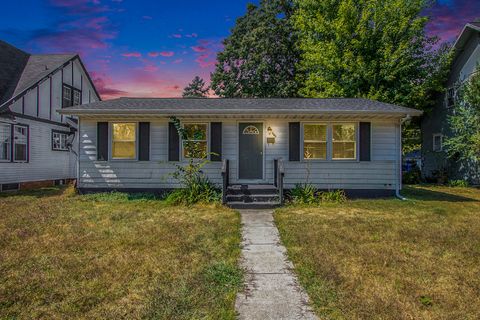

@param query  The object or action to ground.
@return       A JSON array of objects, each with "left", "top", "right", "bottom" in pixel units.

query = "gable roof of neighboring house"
[
  {"left": 59, "top": 97, "right": 422, "bottom": 117},
  {"left": 0, "top": 40, "right": 101, "bottom": 112},
  {"left": 453, "top": 22, "right": 480, "bottom": 55}
]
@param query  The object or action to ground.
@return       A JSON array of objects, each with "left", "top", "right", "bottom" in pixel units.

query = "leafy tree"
[
  {"left": 182, "top": 76, "right": 209, "bottom": 98},
  {"left": 293, "top": 0, "right": 449, "bottom": 111},
  {"left": 444, "top": 68, "right": 480, "bottom": 182},
  {"left": 211, "top": 0, "right": 299, "bottom": 98}
]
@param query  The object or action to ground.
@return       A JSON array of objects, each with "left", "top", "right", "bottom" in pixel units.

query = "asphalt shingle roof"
[
  {"left": 0, "top": 40, "right": 77, "bottom": 108},
  {"left": 0, "top": 41, "right": 30, "bottom": 105},
  {"left": 60, "top": 97, "right": 422, "bottom": 116}
]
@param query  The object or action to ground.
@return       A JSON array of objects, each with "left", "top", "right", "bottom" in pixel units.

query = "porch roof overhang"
[{"left": 58, "top": 97, "right": 423, "bottom": 119}]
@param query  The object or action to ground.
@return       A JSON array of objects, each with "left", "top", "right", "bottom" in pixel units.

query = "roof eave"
[{"left": 58, "top": 108, "right": 423, "bottom": 117}]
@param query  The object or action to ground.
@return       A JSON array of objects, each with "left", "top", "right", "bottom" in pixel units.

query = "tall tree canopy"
[
  {"left": 211, "top": 0, "right": 299, "bottom": 98},
  {"left": 444, "top": 68, "right": 480, "bottom": 182},
  {"left": 293, "top": 0, "right": 449, "bottom": 111},
  {"left": 182, "top": 76, "right": 209, "bottom": 98}
]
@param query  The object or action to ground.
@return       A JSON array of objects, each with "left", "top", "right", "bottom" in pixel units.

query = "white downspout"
[{"left": 396, "top": 115, "right": 411, "bottom": 200}]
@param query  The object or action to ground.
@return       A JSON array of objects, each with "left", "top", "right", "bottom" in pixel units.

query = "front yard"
[
  {"left": 0, "top": 186, "right": 242, "bottom": 319},
  {"left": 275, "top": 186, "right": 480, "bottom": 320}
]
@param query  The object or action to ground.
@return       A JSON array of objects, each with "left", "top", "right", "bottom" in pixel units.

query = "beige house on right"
[{"left": 421, "top": 22, "right": 480, "bottom": 183}]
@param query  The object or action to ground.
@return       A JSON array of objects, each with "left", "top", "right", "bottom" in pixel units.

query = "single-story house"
[{"left": 60, "top": 98, "right": 422, "bottom": 207}]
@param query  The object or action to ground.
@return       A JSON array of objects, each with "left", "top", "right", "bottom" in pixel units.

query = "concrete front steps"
[{"left": 226, "top": 184, "right": 281, "bottom": 209}]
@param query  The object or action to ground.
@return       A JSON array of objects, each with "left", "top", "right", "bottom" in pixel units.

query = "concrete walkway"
[{"left": 235, "top": 209, "right": 317, "bottom": 320}]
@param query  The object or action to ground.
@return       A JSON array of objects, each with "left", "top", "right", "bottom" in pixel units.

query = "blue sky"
[{"left": 0, "top": 0, "right": 478, "bottom": 99}]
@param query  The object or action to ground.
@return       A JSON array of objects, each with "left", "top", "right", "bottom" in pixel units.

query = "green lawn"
[
  {"left": 0, "top": 186, "right": 242, "bottom": 319},
  {"left": 275, "top": 186, "right": 480, "bottom": 320}
]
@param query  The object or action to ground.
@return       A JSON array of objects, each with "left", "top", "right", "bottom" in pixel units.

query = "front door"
[{"left": 239, "top": 123, "right": 263, "bottom": 180}]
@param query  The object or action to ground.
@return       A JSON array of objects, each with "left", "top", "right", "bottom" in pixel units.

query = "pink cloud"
[
  {"left": 122, "top": 52, "right": 142, "bottom": 58},
  {"left": 142, "top": 15, "right": 152, "bottom": 20},
  {"left": 91, "top": 72, "right": 128, "bottom": 100},
  {"left": 185, "top": 33, "right": 198, "bottom": 38},
  {"left": 143, "top": 65, "right": 159, "bottom": 72},
  {"left": 148, "top": 51, "right": 175, "bottom": 57},
  {"left": 191, "top": 45, "right": 207, "bottom": 52},
  {"left": 85, "top": 16, "right": 108, "bottom": 30},
  {"left": 173, "top": 59, "right": 183, "bottom": 64},
  {"left": 195, "top": 53, "right": 216, "bottom": 68},
  {"left": 172, "top": 34, "right": 182, "bottom": 38}
]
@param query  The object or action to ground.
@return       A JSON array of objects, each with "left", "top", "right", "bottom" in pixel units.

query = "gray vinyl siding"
[
  {"left": 1, "top": 57, "right": 99, "bottom": 185},
  {"left": 78, "top": 118, "right": 400, "bottom": 191},
  {"left": 0, "top": 118, "right": 74, "bottom": 184}
]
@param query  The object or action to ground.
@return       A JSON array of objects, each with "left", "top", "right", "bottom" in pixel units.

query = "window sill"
[{"left": 52, "top": 149, "right": 69, "bottom": 152}]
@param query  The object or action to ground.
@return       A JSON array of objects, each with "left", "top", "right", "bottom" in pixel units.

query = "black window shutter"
[
  {"left": 359, "top": 122, "right": 371, "bottom": 161},
  {"left": 210, "top": 122, "right": 222, "bottom": 161},
  {"left": 97, "top": 122, "right": 108, "bottom": 161},
  {"left": 289, "top": 122, "right": 300, "bottom": 161},
  {"left": 168, "top": 122, "right": 180, "bottom": 161},
  {"left": 138, "top": 122, "right": 150, "bottom": 161}
]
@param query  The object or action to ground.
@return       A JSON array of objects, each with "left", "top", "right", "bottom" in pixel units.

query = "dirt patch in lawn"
[
  {"left": 0, "top": 186, "right": 242, "bottom": 319},
  {"left": 275, "top": 186, "right": 480, "bottom": 320}
]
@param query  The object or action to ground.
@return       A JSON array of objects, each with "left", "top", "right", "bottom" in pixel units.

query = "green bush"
[
  {"left": 403, "top": 167, "right": 422, "bottom": 185},
  {"left": 319, "top": 189, "right": 347, "bottom": 203},
  {"left": 165, "top": 176, "right": 221, "bottom": 205},
  {"left": 447, "top": 180, "right": 469, "bottom": 187},
  {"left": 290, "top": 183, "right": 318, "bottom": 204},
  {"left": 290, "top": 184, "right": 347, "bottom": 205}
]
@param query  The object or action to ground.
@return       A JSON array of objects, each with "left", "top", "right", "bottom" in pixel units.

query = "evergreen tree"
[
  {"left": 211, "top": 0, "right": 299, "bottom": 98},
  {"left": 182, "top": 76, "right": 209, "bottom": 98}
]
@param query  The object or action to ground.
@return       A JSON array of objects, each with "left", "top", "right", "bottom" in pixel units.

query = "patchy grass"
[
  {"left": 0, "top": 186, "right": 242, "bottom": 319},
  {"left": 275, "top": 185, "right": 480, "bottom": 320}
]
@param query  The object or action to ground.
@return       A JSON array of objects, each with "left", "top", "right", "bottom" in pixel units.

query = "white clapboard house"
[
  {"left": 0, "top": 40, "right": 100, "bottom": 191},
  {"left": 60, "top": 98, "right": 422, "bottom": 208}
]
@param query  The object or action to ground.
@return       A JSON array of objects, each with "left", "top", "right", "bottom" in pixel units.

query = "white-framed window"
[
  {"left": 303, "top": 124, "right": 327, "bottom": 160},
  {"left": 446, "top": 87, "right": 455, "bottom": 107},
  {"left": 0, "top": 123, "right": 11, "bottom": 161},
  {"left": 332, "top": 124, "right": 356, "bottom": 160},
  {"left": 111, "top": 123, "right": 137, "bottom": 160},
  {"left": 182, "top": 123, "right": 208, "bottom": 159},
  {"left": 433, "top": 133, "right": 443, "bottom": 152},
  {"left": 62, "top": 85, "right": 72, "bottom": 108},
  {"left": 73, "top": 89, "right": 81, "bottom": 106},
  {"left": 52, "top": 131, "right": 69, "bottom": 151},
  {"left": 13, "top": 125, "right": 28, "bottom": 162}
]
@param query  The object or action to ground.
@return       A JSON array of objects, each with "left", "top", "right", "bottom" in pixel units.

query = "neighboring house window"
[
  {"left": 13, "top": 125, "right": 28, "bottom": 162},
  {"left": 112, "top": 123, "right": 137, "bottom": 159},
  {"left": 62, "top": 84, "right": 82, "bottom": 107},
  {"left": 446, "top": 87, "right": 455, "bottom": 107},
  {"left": 72, "top": 89, "right": 81, "bottom": 106},
  {"left": 303, "top": 124, "right": 327, "bottom": 160},
  {"left": 183, "top": 123, "right": 208, "bottom": 159},
  {"left": 0, "top": 123, "right": 11, "bottom": 161},
  {"left": 62, "top": 85, "right": 72, "bottom": 107},
  {"left": 52, "top": 131, "right": 69, "bottom": 151},
  {"left": 332, "top": 124, "right": 356, "bottom": 160},
  {"left": 433, "top": 134, "right": 443, "bottom": 152}
]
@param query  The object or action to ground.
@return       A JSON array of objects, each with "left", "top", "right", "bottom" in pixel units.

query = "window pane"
[
  {"left": 0, "top": 124, "right": 10, "bottom": 161},
  {"left": 304, "top": 124, "right": 326, "bottom": 141},
  {"left": 183, "top": 141, "right": 207, "bottom": 158},
  {"left": 333, "top": 124, "right": 355, "bottom": 141},
  {"left": 333, "top": 142, "right": 356, "bottom": 159},
  {"left": 184, "top": 124, "right": 207, "bottom": 140},
  {"left": 304, "top": 142, "right": 326, "bottom": 160},
  {"left": 73, "top": 90, "right": 81, "bottom": 106},
  {"left": 14, "top": 144, "right": 27, "bottom": 161},
  {"left": 113, "top": 123, "right": 136, "bottom": 141},
  {"left": 112, "top": 142, "right": 135, "bottom": 159}
]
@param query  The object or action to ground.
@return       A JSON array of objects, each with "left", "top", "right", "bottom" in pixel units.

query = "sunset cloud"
[
  {"left": 122, "top": 52, "right": 142, "bottom": 58},
  {"left": 191, "top": 45, "right": 207, "bottom": 52},
  {"left": 149, "top": 51, "right": 175, "bottom": 57}
]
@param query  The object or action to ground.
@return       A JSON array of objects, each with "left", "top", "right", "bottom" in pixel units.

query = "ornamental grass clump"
[{"left": 290, "top": 184, "right": 346, "bottom": 205}]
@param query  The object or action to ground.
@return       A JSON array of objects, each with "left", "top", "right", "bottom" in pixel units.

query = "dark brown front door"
[{"left": 239, "top": 123, "right": 263, "bottom": 180}]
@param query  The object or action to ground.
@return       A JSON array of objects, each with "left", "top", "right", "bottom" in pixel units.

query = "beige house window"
[
  {"left": 112, "top": 123, "right": 136, "bottom": 159},
  {"left": 303, "top": 124, "right": 327, "bottom": 160},
  {"left": 332, "top": 124, "right": 356, "bottom": 160}
]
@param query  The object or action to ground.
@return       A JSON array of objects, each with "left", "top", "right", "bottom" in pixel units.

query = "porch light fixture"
[{"left": 267, "top": 126, "right": 276, "bottom": 144}]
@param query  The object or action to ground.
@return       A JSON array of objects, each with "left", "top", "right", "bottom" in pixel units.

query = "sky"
[{"left": 0, "top": 0, "right": 478, "bottom": 100}]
